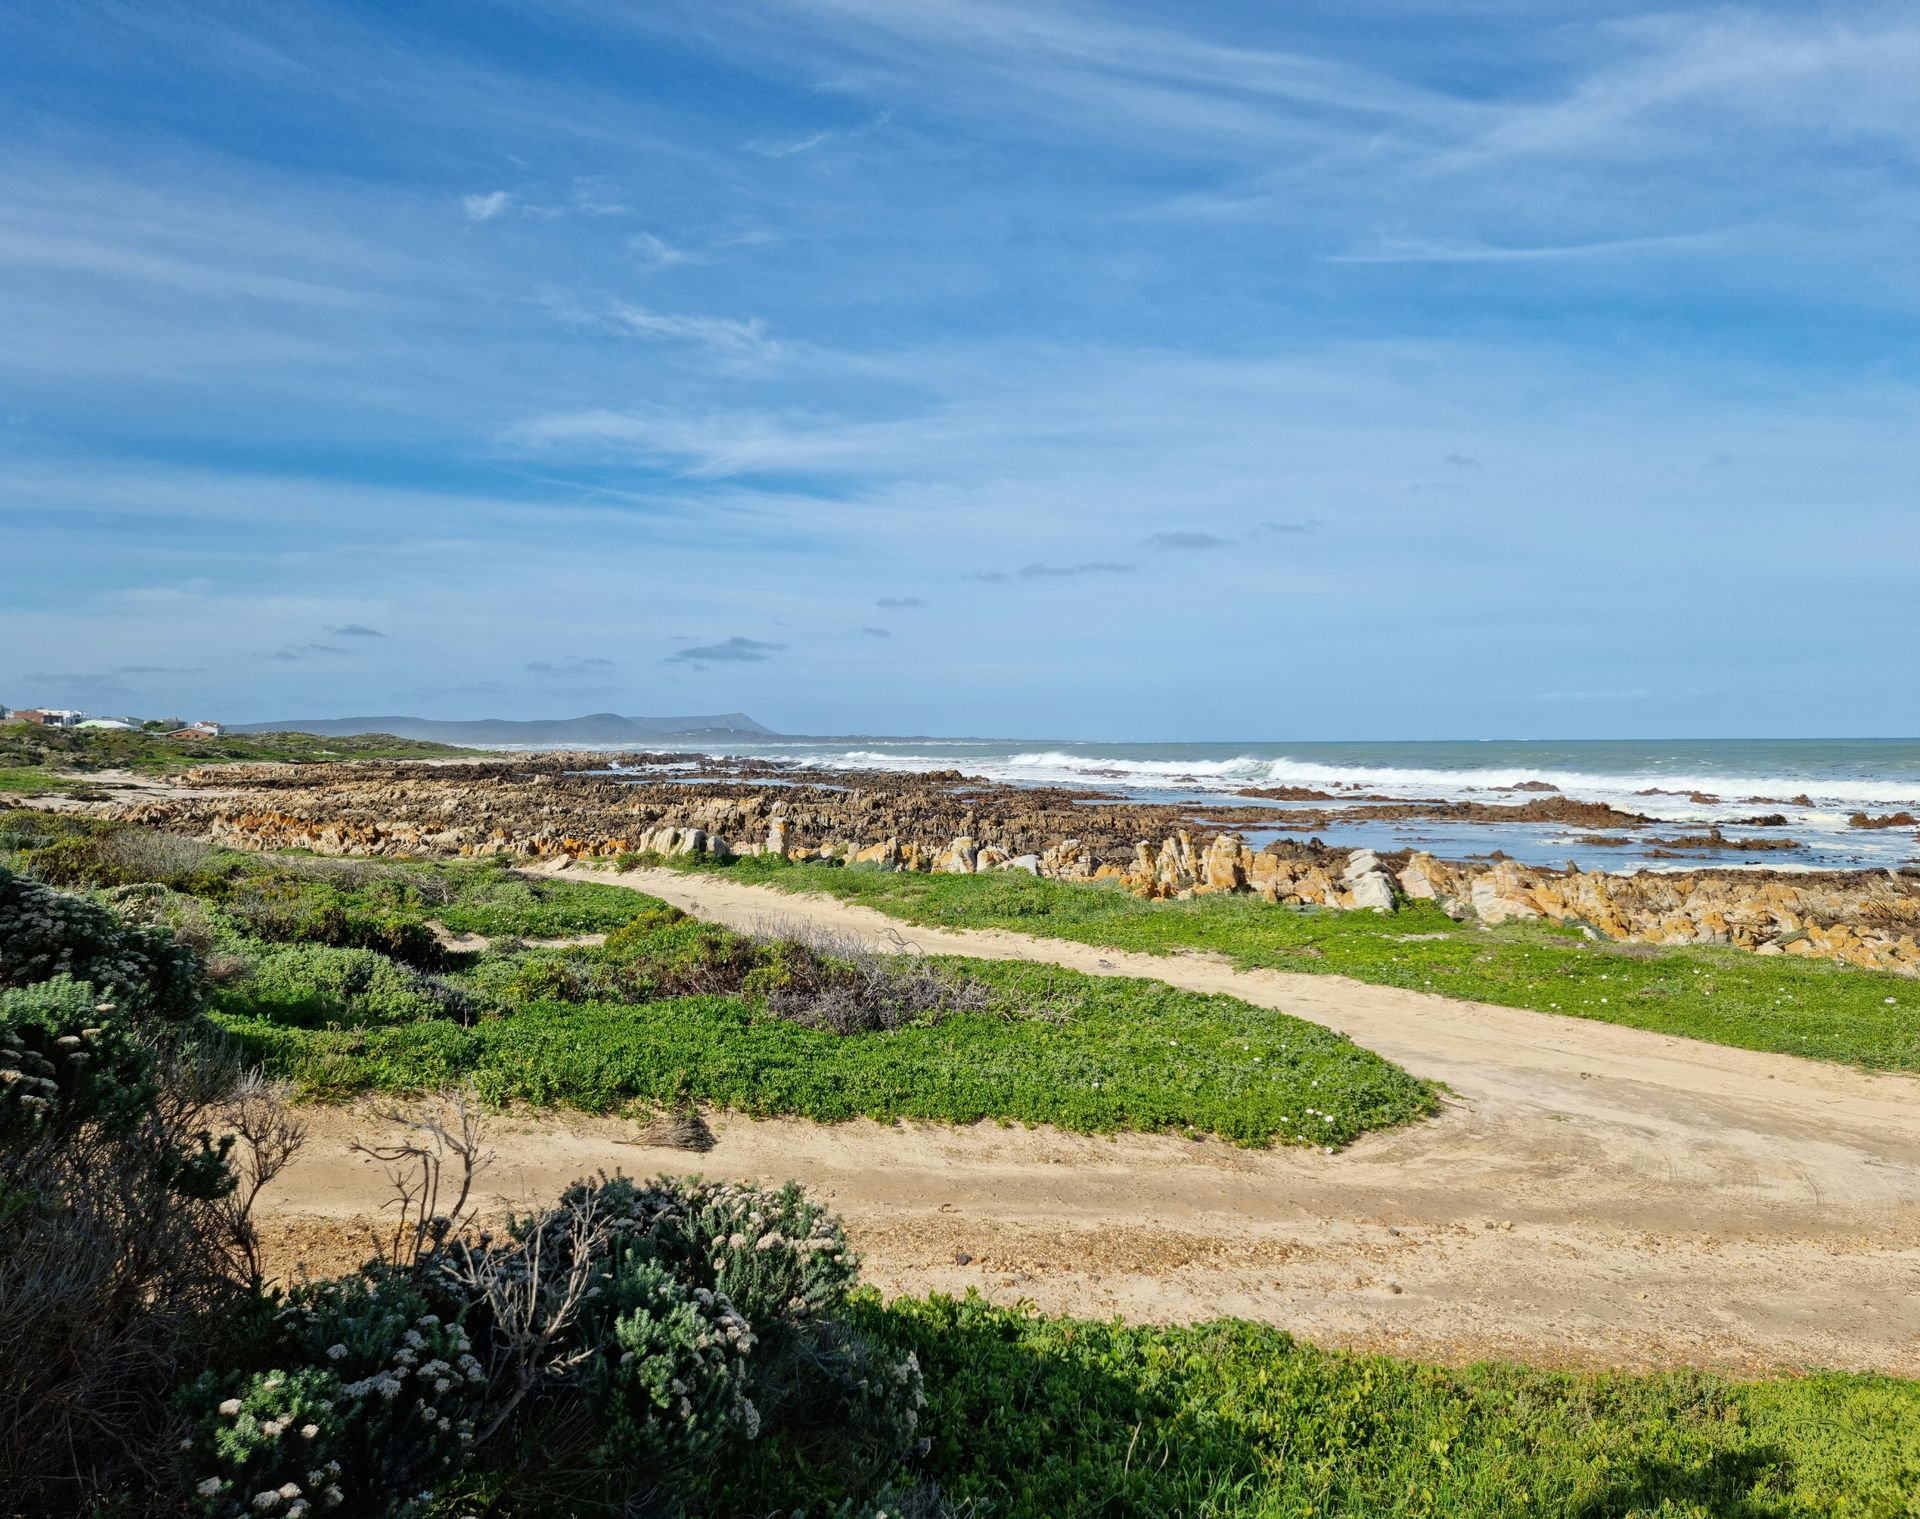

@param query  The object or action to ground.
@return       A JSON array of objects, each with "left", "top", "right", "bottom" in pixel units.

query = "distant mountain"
[{"left": 231, "top": 712, "right": 780, "bottom": 745}]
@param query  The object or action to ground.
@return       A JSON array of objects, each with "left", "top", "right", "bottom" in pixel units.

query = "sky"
[{"left": 1, "top": 0, "right": 1915, "bottom": 740}]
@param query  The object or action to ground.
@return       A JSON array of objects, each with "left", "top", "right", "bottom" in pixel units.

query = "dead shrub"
[{"left": 744, "top": 917, "right": 992, "bottom": 1034}]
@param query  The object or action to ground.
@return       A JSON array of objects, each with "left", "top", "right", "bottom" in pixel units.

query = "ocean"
[{"left": 624, "top": 737, "right": 1920, "bottom": 874}]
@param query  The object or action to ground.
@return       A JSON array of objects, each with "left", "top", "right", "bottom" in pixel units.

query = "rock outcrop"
[{"left": 96, "top": 754, "right": 1920, "bottom": 978}]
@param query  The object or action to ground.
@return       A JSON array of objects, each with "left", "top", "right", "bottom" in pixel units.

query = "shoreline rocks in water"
[{"left": 51, "top": 753, "right": 1920, "bottom": 978}]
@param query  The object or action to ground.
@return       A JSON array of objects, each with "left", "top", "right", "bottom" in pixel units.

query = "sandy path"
[{"left": 258, "top": 862, "right": 1920, "bottom": 1375}]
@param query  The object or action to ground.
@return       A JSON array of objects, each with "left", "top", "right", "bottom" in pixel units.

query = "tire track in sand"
[{"left": 256, "top": 862, "right": 1920, "bottom": 1374}]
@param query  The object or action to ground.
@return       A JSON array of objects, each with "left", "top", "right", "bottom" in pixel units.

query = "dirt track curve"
[{"left": 259, "top": 862, "right": 1920, "bottom": 1375}]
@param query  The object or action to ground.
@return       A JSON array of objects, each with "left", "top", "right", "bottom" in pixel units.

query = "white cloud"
[
  {"left": 1328, "top": 231, "right": 1733, "bottom": 265},
  {"left": 629, "top": 232, "right": 694, "bottom": 268},
  {"left": 462, "top": 190, "right": 512, "bottom": 221}
]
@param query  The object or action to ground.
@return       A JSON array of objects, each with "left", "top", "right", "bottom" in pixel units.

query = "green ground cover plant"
[
  {"left": 654, "top": 856, "right": 1920, "bottom": 1071},
  {"left": 0, "top": 764, "right": 78, "bottom": 794},
  {"left": 871, "top": 1293, "right": 1920, "bottom": 1518},
  {"left": 8, "top": 828, "right": 1920, "bottom": 1516},
  {"left": 2, "top": 812, "right": 1433, "bottom": 1147},
  {"left": 0, "top": 723, "right": 477, "bottom": 778},
  {"left": 219, "top": 953, "right": 1432, "bottom": 1145}
]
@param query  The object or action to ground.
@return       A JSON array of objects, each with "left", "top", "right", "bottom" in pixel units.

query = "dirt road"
[{"left": 258, "top": 862, "right": 1920, "bottom": 1375}]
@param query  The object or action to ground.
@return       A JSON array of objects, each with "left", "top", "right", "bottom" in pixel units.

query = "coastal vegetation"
[
  {"left": 1, "top": 811, "right": 1431, "bottom": 1146},
  {"left": 6, "top": 847, "right": 1918, "bottom": 1516},
  {"left": 0, "top": 724, "right": 477, "bottom": 794},
  {"left": 653, "top": 854, "right": 1920, "bottom": 1072}
]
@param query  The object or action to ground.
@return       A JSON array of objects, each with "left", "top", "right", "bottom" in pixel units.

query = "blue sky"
[{"left": 1, "top": 0, "right": 1915, "bottom": 739}]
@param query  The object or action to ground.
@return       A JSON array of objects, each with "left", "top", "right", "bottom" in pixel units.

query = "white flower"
[
  {"left": 218, "top": 1398, "right": 243, "bottom": 1416},
  {"left": 197, "top": 1477, "right": 223, "bottom": 1497},
  {"left": 325, "top": 1344, "right": 347, "bottom": 1361},
  {"left": 278, "top": 1483, "right": 302, "bottom": 1501},
  {"left": 300, "top": 1424, "right": 320, "bottom": 1440},
  {"left": 251, "top": 1492, "right": 280, "bottom": 1512}
]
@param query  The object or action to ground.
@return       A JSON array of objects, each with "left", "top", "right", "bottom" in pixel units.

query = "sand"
[{"left": 250, "top": 862, "right": 1920, "bottom": 1376}]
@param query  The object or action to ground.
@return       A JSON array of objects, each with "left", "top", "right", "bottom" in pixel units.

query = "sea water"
[{"left": 619, "top": 737, "right": 1920, "bottom": 874}]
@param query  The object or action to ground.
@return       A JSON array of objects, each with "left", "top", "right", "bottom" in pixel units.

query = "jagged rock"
[
  {"left": 108, "top": 754, "right": 1920, "bottom": 978},
  {"left": 1349, "top": 871, "right": 1395, "bottom": 913},
  {"left": 934, "top": 836, "right": 978, "bottom": 873},
  {"left": 1471, "top": 868, "right": 1542, "bottom": 924},
  {"left": 1341, "top": 849, "right": 1382, "bottom": 883}
]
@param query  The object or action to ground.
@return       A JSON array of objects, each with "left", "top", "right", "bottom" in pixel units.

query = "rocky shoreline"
[{"left": 55, "top": 753, "right": 1920, "bottom": 977}]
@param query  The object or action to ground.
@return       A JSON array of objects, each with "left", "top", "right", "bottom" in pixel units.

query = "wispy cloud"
[
  {"left": 1252, "top": 519, "right": 1317, "bottom": 536},
  {"left": 746, "top": 111, "right": 892, "bottom": 159},
  {"left": 462, "top": 190, "right": 512, "bottom": 222},
  {"left": 1144, "top": 530, "right": 1232, "bottom": 551},
  {"left": 876, "top": 596, "right": 926, "bottom": 609},
  {"left": 527, "top": 655, "right": 617, "bottom": 674},
  {"left": 538, "top": 294, "right": 782, "bottom": 364},
  {"left": 857, "top": 625, "right": 890, "bottom": 638},
  {"left": 748, "top": 128, "right": 836, "bottom": 159},
  {"left": 1329, "top": 232, "right": 1729, "bottom": 265},
  {"left": 396, "top": 681, "right": 508, "bottom": 703},
  {"left": 325, "top": 622, "right": 385, "bottom": 637},
  {"left": 663, "top": 635, "right": 786, "bottom": 665},
  {"left": 969, "top": 561, "right": 1136, "bottom": 583},
  {"left": 629, "top": 232, "right": 694, "bottom": 268}
]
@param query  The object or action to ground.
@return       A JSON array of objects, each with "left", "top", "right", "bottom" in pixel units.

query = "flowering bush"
[
  {"left": 583, "top": 1252, "right": 758, "bottom": 1468},
  {"left": 558, "top": 1174, "right": 861, "bottom": 1325},
  {"left": 178, "top": 1275, "right": 486, "bottom": 1519},
  {"left": 481, "top": 1174, "right": 926, "bottom": 1503},
  {"left": 0, "top": 975, "right": 153, "bottom": 1145},
  {"left": 0, "top": 877, "right": 306, "bottom": 1516},
  {"left": 0, "top": 864, "right": 204, "bottom": 1024}
]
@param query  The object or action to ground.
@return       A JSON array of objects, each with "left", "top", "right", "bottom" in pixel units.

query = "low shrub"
[
  {"left": 178, "top": 1274, "right": 487, "bottom": 1518},
  {"left": 0, "top": 879, "right": 302, "bottom": 1515},
  {"left": 20, "top": 823, "right": 229, "bottom": 893},
  {"left": 1, "top": 863, "right": 206, "bottom": 1024},
  {"left": 225, "top": 882, "right": 448, "bottom": 971},
  {"left": 222, "top": 944, "right": 473, "bottom": 1029}
]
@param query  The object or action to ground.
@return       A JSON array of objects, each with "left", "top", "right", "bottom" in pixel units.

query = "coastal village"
[{"left": 0, "top": 702, "right": 224, "bottom": 739}]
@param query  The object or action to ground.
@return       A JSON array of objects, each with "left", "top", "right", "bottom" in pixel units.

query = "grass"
[
  {"left": 0, "top": 766, "right": 84, "bottom": 795},
  {"left": 0, "top": 723, "right": 477, "bottom": 776},
  {"left": 0, "top": 810, "right": 1431, "bottom": 1146},
  {"left": 867, "top": 1293, "right": 1920, "bottom": 1518},
  {"left": 651, "top": 856, "right": 1920, "bottom": 1072},
  {"left": 216, "top": 953, "right": 1434, "bottom": 1145}
]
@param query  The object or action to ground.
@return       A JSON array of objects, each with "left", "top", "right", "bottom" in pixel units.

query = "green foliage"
[
  {"left": 0, "top": 881, "right": 262, "bottom": 1516},
  {"left": 219, "top": 944, "right": 469, "bottom": 1029},
  {"left": 564, "top": 1174, "right": 861, "bottom": 1327},
  {"left": 430, "top": 870, "right": 661, "bottom": 939},
  {"left": 0, "top": 723, "right": 477, "bottom": 777},
  {"left": 461, "top": 1173, "right": 927, "bottom": 1515},
  {"left": 219, "top": 955, "right": 1434, "bottom": 1146},
  {"left": 0, "top": 863, "right": 206, "bottom": 1024},
  {"left": 878, "top": 1294, "right": 1920, "bottom": 1517},
  {"left": 178, "top": 1275, "right": 486, "bottom": 1518},
  {"left": 0, "top": 975, "right": 155, "bottom": 1146},
  {"left": 669, "top": 857, "right": 1920, "bottom": 1071},
  {"left": 585, "top": 1253, "right": 759, "bottom": 1469},
  {"left": 223, "top": 882, "right": 446, "bottom": 970}
]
